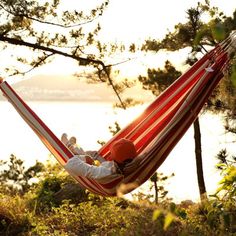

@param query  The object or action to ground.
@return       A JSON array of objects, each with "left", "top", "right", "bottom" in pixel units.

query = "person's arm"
[
  {"left": 64, "top": 155, "right": 117, "bottom": 179},
  {"left": 86, "top": 151, "right": 106, "bottom": 163},
  {"left": 122, "top": 154, "right": 144, "bottom": 175},
  {"left": 61, "top": 134, "right": 105, "bottom": 163}
]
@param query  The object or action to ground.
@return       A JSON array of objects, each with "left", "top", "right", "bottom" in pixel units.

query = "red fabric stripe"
[
  {"left": 0, "top": 44, "right": 230, "bottom": 196},
  {"left": 98, "top": 47, "right": 218, "bottom": 157},
  {"left": 1, "top": 82, "right": 73, "bottom": 162},
  {"left": 127, "top": 63, "right": 225, "bottom": 185}
]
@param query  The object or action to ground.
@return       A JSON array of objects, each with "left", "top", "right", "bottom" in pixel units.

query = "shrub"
[{"left": 0, "top": 194, "right": 32, "bottom": 235}]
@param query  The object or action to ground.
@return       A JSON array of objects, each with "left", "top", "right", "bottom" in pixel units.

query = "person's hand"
[
  {"left": 86, "top": 151, "right": 99, "bottom": 157},
  {"left": 85, "top": 156, "right": 95, "bottom": 165},
  {"left": 122, "top": 156, "right": 142, "bottom": 175}
]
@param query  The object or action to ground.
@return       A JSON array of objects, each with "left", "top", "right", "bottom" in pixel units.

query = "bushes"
[
  {"left": 0, "top": 155, "right": 235, "bottom": 235},
  {"left": 179, "top": 198, "right": 236, "bottom": 235},
  {"left": 33, "top": 175, "right": 65, "bottom": 210},
  {"left": 0, "top": 194, "right": 32, "bottom": 235},
  {"left": 180, "top": 163, "right": 236, "bottom": 236},
  {"left": 32, "top": 175, "right": 89, "bottom": 211},
  {"left": 29, "top": 197, "right": 181, "bottom": 236},
  {"left": 0, "top": 189, "right": 182, "bottom": 235},
  {"left": 0, "top": 154, "right": 44, "bottom": 194},
  {"left": 0, "top": 186, "right": 235, "bottom": 235}
]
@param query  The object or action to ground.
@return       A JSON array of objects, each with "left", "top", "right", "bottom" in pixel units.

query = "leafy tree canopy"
[
  {"left": 138, "top": 60, "right": 182, "bottom": 96},
  {"left": 0, "top": 0, "right": 111, "bottom": 77},
  {"left": 142, "top": 1, "right": 236, "bottom": 58},
  {"left": 140, "top": 1, "right": 236, "bottom": 114}
]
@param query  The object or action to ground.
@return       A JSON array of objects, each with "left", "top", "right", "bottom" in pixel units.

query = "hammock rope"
[{"left": 0, "top": 31, "right": 235, "bottom": 196}]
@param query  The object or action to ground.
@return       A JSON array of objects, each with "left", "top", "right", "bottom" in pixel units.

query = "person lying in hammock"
[{"left": 61, "top": 134, "right": 141, "bottom": 180}]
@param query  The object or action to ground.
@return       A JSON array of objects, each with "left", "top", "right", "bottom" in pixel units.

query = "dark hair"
[{"left": 115, "top": 159, "right": 133, "bottom": 174}]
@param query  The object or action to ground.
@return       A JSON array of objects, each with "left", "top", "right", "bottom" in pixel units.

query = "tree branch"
[
  {"left": 0, "top": 35, "right": 105, "bottom": 67},
  {"left": 0, "top": 34, "right": 126, "bottom": 109},
  {"left": 13, "top": 53, "right": 55, "bottom": 76},
  {"left": 0, "top": 2, "right": 106, "bottom": 29}
]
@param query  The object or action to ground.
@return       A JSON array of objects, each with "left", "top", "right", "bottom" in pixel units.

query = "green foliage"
[
  {"left": 0, "top": 166, "right": 235, "bottom": 236},
  {"left": 0, "top": 154, "right": 44, "bottom": 194},
  {"left": 152, "top": 202, "right": 187, "bottom": 232},
  {"left": 214, "top": 150, "right": 236, "bottom": 202},
  {"left": 108, "top": 121, "right": 121, "bottom": 136},
  {"left": 149, "top": 172, "right": 175, "bottom": 203},
  {"left": 140, "top": 2, "right": 236, "bottom": 115},
  {"left": 33, "top": 175, "right": 64, "bottom": 210},
  {"left": 0, "top": 194, "right": 32, "bottom": 235},
  {"left": 0, "top": 0, "right": 111, "bottom": 77},
  {"left": 181, "top": 155, "right": 236, "bottom": 236},
  {"left": 216, "top": 165, "right": 236, "bottom": 200},
  {"left": 211, "top": 22, "right": 226, "bottom": 41},
  {"left": 138, "top": 60, "right": 182, "bottom": 96},
  {"left": 184, "top": 191, "right": 236, "bottom": 235},
  {"left": 230, "top": 62, "right": 236, "bottom": 87},
  {"left": 142, "top": 3, "right": 236, "bottom": 58},
  {"left": 31, "top": 164, "right": 88, "bottom": 211}
]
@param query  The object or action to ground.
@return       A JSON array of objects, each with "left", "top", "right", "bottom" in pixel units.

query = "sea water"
[{"left": 0, "top": 100, "right": 234, "bottom": 202}]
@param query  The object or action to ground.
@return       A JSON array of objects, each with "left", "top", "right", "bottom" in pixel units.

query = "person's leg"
[
  {"left": 61, "top": 133, "right": 69, "bottom": 145},
  {"left": 61, "top": 133, "right": 86, "bottom": 155},
  {"left": 61, "top": 133, "right": 78, "bottom": 154},
  {"left": 68, "top": 136, "right": 76, "bottom": 145},
  {"left": 68, "top": 136, "right": 86, "bottom": 155}
]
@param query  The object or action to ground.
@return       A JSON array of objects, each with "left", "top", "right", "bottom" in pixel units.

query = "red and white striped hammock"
[{"left": 0, "top": 32, "right": 235, "bottom": 196}]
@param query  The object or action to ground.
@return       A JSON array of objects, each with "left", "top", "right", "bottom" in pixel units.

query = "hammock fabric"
[{"left": 0, "top": 32, "right": 235, "bottom": 196}]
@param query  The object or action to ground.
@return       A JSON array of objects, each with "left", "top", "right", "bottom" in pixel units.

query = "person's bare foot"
[
  {"left": 61, "top": 133, "right": 69, "bottom": 145},
  {"left": 61, "top": 133, "right": 78, "bottom": 154},
  {"left": 69, "top": 136, "right": 77, "bottom": 146}
]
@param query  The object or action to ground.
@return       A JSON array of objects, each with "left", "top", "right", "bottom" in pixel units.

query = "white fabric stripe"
[
  {"left": 126, "top": 59, "right": 211, "bottom": 143},
  {"left": 147, "top": 53, "right": 224, "bottom": 150},
  {"left": 1, "top": 82, "right": 123, "bottom": 195},
  {"left": 132, "top": 58, "right": 212, "bottom": 152},
  {"left": 99, "top": 55, "right": 212, "bottom": 154},
  {"left": 134, "top": 88, "right": 191, "bottom": 148},
  {"left": 0, "top": 33, "right": 232, "bottom": 196},
  {"left": 0, "top": 83, "right": 69, "bottom": 164},
  {"left": 125, "top": 62, "right": 224, "bottom": 183},
  {"left": 132, "top": 69, "right": 224, "bottom": 184}
]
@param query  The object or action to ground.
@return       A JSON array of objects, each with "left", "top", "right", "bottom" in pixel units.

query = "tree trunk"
[
  {"left": 193, "top": 118, "right": 207, "bottom": 201},
  {"left": 154, "top": 180, "right": 158, "bottom": 204}
]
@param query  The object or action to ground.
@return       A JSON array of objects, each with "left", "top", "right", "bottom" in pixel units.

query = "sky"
[
  {"left": 72, "top": 0, "right": 236, "bottom": 43},
  {"left": 1, "top": 0, "right": 236, "bottom": 83},
  {"left": 98, "top": 0, "right": 233, "bottom": 42},
  {"left": 33, "top": 0, "right": 236, "bottom": 78}
]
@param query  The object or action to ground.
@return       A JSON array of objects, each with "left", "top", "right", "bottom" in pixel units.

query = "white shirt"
[{"left": 64, "top": 155, "right": 117, "bottom": 180}]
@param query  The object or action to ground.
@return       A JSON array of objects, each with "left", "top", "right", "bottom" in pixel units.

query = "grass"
[
  {"left": 0, "top": 159, "right": 235, "bottom": 235},
  {"left": 0, "top": 187, "right": 235, "bottom": 236}
]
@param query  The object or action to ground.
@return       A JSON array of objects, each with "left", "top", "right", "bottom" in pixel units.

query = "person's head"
[{"left": 109, "top": 138, "right": 137, "bottom": 164}]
